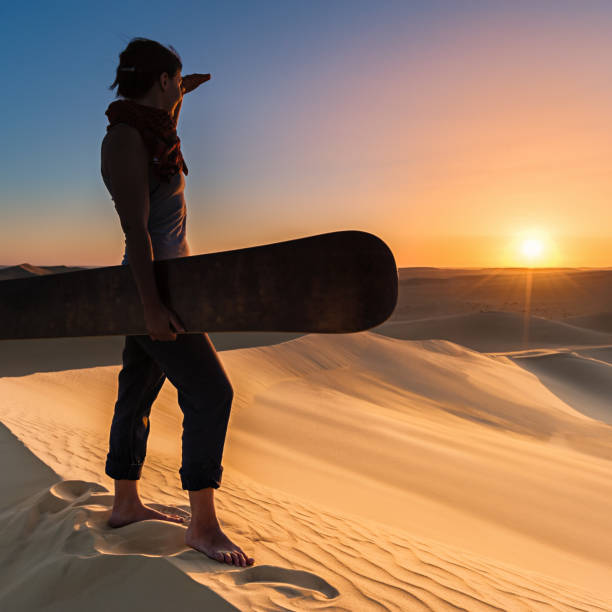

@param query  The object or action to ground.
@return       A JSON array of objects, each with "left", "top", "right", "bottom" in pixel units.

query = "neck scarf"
[{"left": 104, "top": 99, "right": 188, "bottom": 183}]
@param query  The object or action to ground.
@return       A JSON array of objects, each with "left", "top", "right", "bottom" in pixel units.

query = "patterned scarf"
[{"left": 104, "top": 99, "right": 188, "bottom": 183}]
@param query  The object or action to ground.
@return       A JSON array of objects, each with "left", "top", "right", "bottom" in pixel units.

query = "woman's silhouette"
[{"left": 100, "top": 37, "right": 253, "bottom": 567}]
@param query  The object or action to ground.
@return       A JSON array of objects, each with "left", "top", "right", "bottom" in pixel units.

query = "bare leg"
[
  {"left": 108, "top": 479, "right": 185, "bottom": 528},
  {"left": 185, "top": 487, "right": 255, "bottom": 566}
]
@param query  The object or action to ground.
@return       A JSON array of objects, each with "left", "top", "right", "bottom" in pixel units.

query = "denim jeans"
[{"left": 105, "top": 332, "right": 234, "bottom": 490}]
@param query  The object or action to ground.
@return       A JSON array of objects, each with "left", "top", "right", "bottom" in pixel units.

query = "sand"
[
  {"left": 0, "top": 323, "right": 611, "bottom": 609},
  {"left": 0, "top": 265, "right": 611, "bottom": 609}
]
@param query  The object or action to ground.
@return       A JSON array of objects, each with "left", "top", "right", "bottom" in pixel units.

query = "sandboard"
[{"left": 0, "top": 230, "right": 398, "bottom": 339}]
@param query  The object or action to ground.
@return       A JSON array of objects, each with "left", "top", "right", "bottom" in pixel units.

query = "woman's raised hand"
[{"left": 181, "top": 73, "right": 211, "bottom": 94}]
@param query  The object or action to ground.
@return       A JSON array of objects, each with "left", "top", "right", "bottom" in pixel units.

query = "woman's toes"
[{"left": 236, "top": 547, "right": 253, "bottom": 565}]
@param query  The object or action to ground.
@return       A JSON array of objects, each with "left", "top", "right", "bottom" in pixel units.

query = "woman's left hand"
[{"left": 181, "top": 73, "right": 211, "bottom": 94}]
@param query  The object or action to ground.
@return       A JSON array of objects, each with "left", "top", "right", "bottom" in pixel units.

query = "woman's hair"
[{"left": 109, "top": 37, "right": 182, "bottom": 99}]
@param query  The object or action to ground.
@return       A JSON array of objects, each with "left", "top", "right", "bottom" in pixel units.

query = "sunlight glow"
[
  {"left": 521, "top": 238, "right": 543, "bottom": 259},
  {"left": 506, "top": 228, "right": 558, "bottom": 267}
]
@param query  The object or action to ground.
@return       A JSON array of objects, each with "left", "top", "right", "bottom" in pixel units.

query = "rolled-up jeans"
[{"left": 105, "top": 332, "right": 233, "bottom": 490}]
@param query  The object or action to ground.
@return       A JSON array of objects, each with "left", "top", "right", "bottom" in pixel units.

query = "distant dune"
[
  {"left": 376, "top": 310, "right": 612, "bottom": 352},
  {"left": 393, "top": 266, "right": 612, "bottom": 321},
  {"left": 562, "top": 311, "right": 612, "bottom": 334},
  {"left": 0, "top": 263, "right": 87, "bottom": 281}
]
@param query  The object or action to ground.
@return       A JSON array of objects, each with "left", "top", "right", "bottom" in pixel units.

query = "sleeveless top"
[{"left": 100, "top": 124, "right": 191, "bottom": 266}]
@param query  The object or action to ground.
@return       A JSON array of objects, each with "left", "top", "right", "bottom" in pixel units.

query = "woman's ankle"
[
  {"left": 111, "top": 496, "right": 143, "bottom": 511},
  {"left": 112, "top": 478, "right": 143, "bottom": 510},
  {"left": 187, "top": 517, "right": 221, "bottom": 533}
]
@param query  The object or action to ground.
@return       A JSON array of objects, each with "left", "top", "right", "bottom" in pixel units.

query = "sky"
[{"left": 1, "top": 0, "right": 612, "bottom": 268}]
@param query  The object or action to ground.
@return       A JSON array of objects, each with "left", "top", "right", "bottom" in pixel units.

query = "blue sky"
[{"left": 2, "top": 1, "right": 612, "bottom": 267}]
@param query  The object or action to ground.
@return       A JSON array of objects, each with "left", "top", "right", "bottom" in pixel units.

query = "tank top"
[{"left": 100, "top": 124, "right": 191, "bottom": 266}]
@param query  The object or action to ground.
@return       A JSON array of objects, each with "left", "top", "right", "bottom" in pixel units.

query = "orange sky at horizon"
[{"left": 5, "top": 228, "right": 612, "bottom": 270}]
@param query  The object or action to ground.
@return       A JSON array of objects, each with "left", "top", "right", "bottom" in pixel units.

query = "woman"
[{"left": 100, "top": 37, "right": 253, "bottom": 567}]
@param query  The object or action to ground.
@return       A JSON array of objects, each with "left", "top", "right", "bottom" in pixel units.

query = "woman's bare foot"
[
  {"left": 108, "top": 478, "right": 184, "bottom": 528},
  {"left": 108, "top": 502, "right": 185, "bottom": 528},
  {"left": 185, "top": 523, "right": 254, "bottom": 566},
  {"left": 185, "top": 485, "right": 254, "bottom": 565}
]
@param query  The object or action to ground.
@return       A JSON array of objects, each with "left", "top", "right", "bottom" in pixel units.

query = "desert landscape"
[
  {"left": 0, "top": 263, "right": 610, "bottom": 610},
  {"left": 5, "top": 2, "right": 612, "bottom": 609}
]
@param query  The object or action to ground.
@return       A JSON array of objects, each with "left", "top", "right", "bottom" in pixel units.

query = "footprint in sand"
[{"left": 230, "top": 565, "right": 339, "bottom": 599}]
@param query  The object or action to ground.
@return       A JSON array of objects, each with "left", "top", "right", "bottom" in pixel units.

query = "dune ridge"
[
  {"left": 376, "top": 309, "right": 612, "bottom": 352},
  {"left": 563, "top": 311, "right": 612, "bottom": 334},
  {"left": 507, "top": 346, "right": 612, "bottom": 425}
]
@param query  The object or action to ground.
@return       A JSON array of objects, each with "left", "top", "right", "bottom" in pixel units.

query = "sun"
[
  {"left": 520, "top": 238, "right": 543, "bottom": 259},
  {"left": 504, "top": 228, "right": 559, "bottom": 267}
]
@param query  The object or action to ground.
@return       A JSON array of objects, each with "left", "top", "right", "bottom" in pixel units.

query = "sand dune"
[
  {"left": 0, "top": 331, "right": 611, "bottom": 608},
  {"left": 392, "top": 267, "right": 612, "bottom": 321},
  {"left": 0, "top": 333, "right": 308, "bottom": 377},
  {"left": 376, "top": 309, "right": 612, "bottom": 352},
  {"left": 0, "top": 263, "right": 86, "bottom": 281},
  {"left": 508, "top": 346, "right": 612, "bottom": 425},
  {"left": 562, "top": 311, "right": 612, "bottom": 334},
  {"left": 1, "top": 434, "right": 606, "bottom": 611}
]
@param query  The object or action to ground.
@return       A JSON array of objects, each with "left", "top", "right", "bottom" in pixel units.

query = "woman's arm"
[
  {"left": 172, "top": 73, "right": 211, "bottom": 128},
  {"left": 172, "top": 98, "right": 183, "bottom": 129},
  {"left": 104, "top": 125, "right": 163, "bottom": 310}
]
